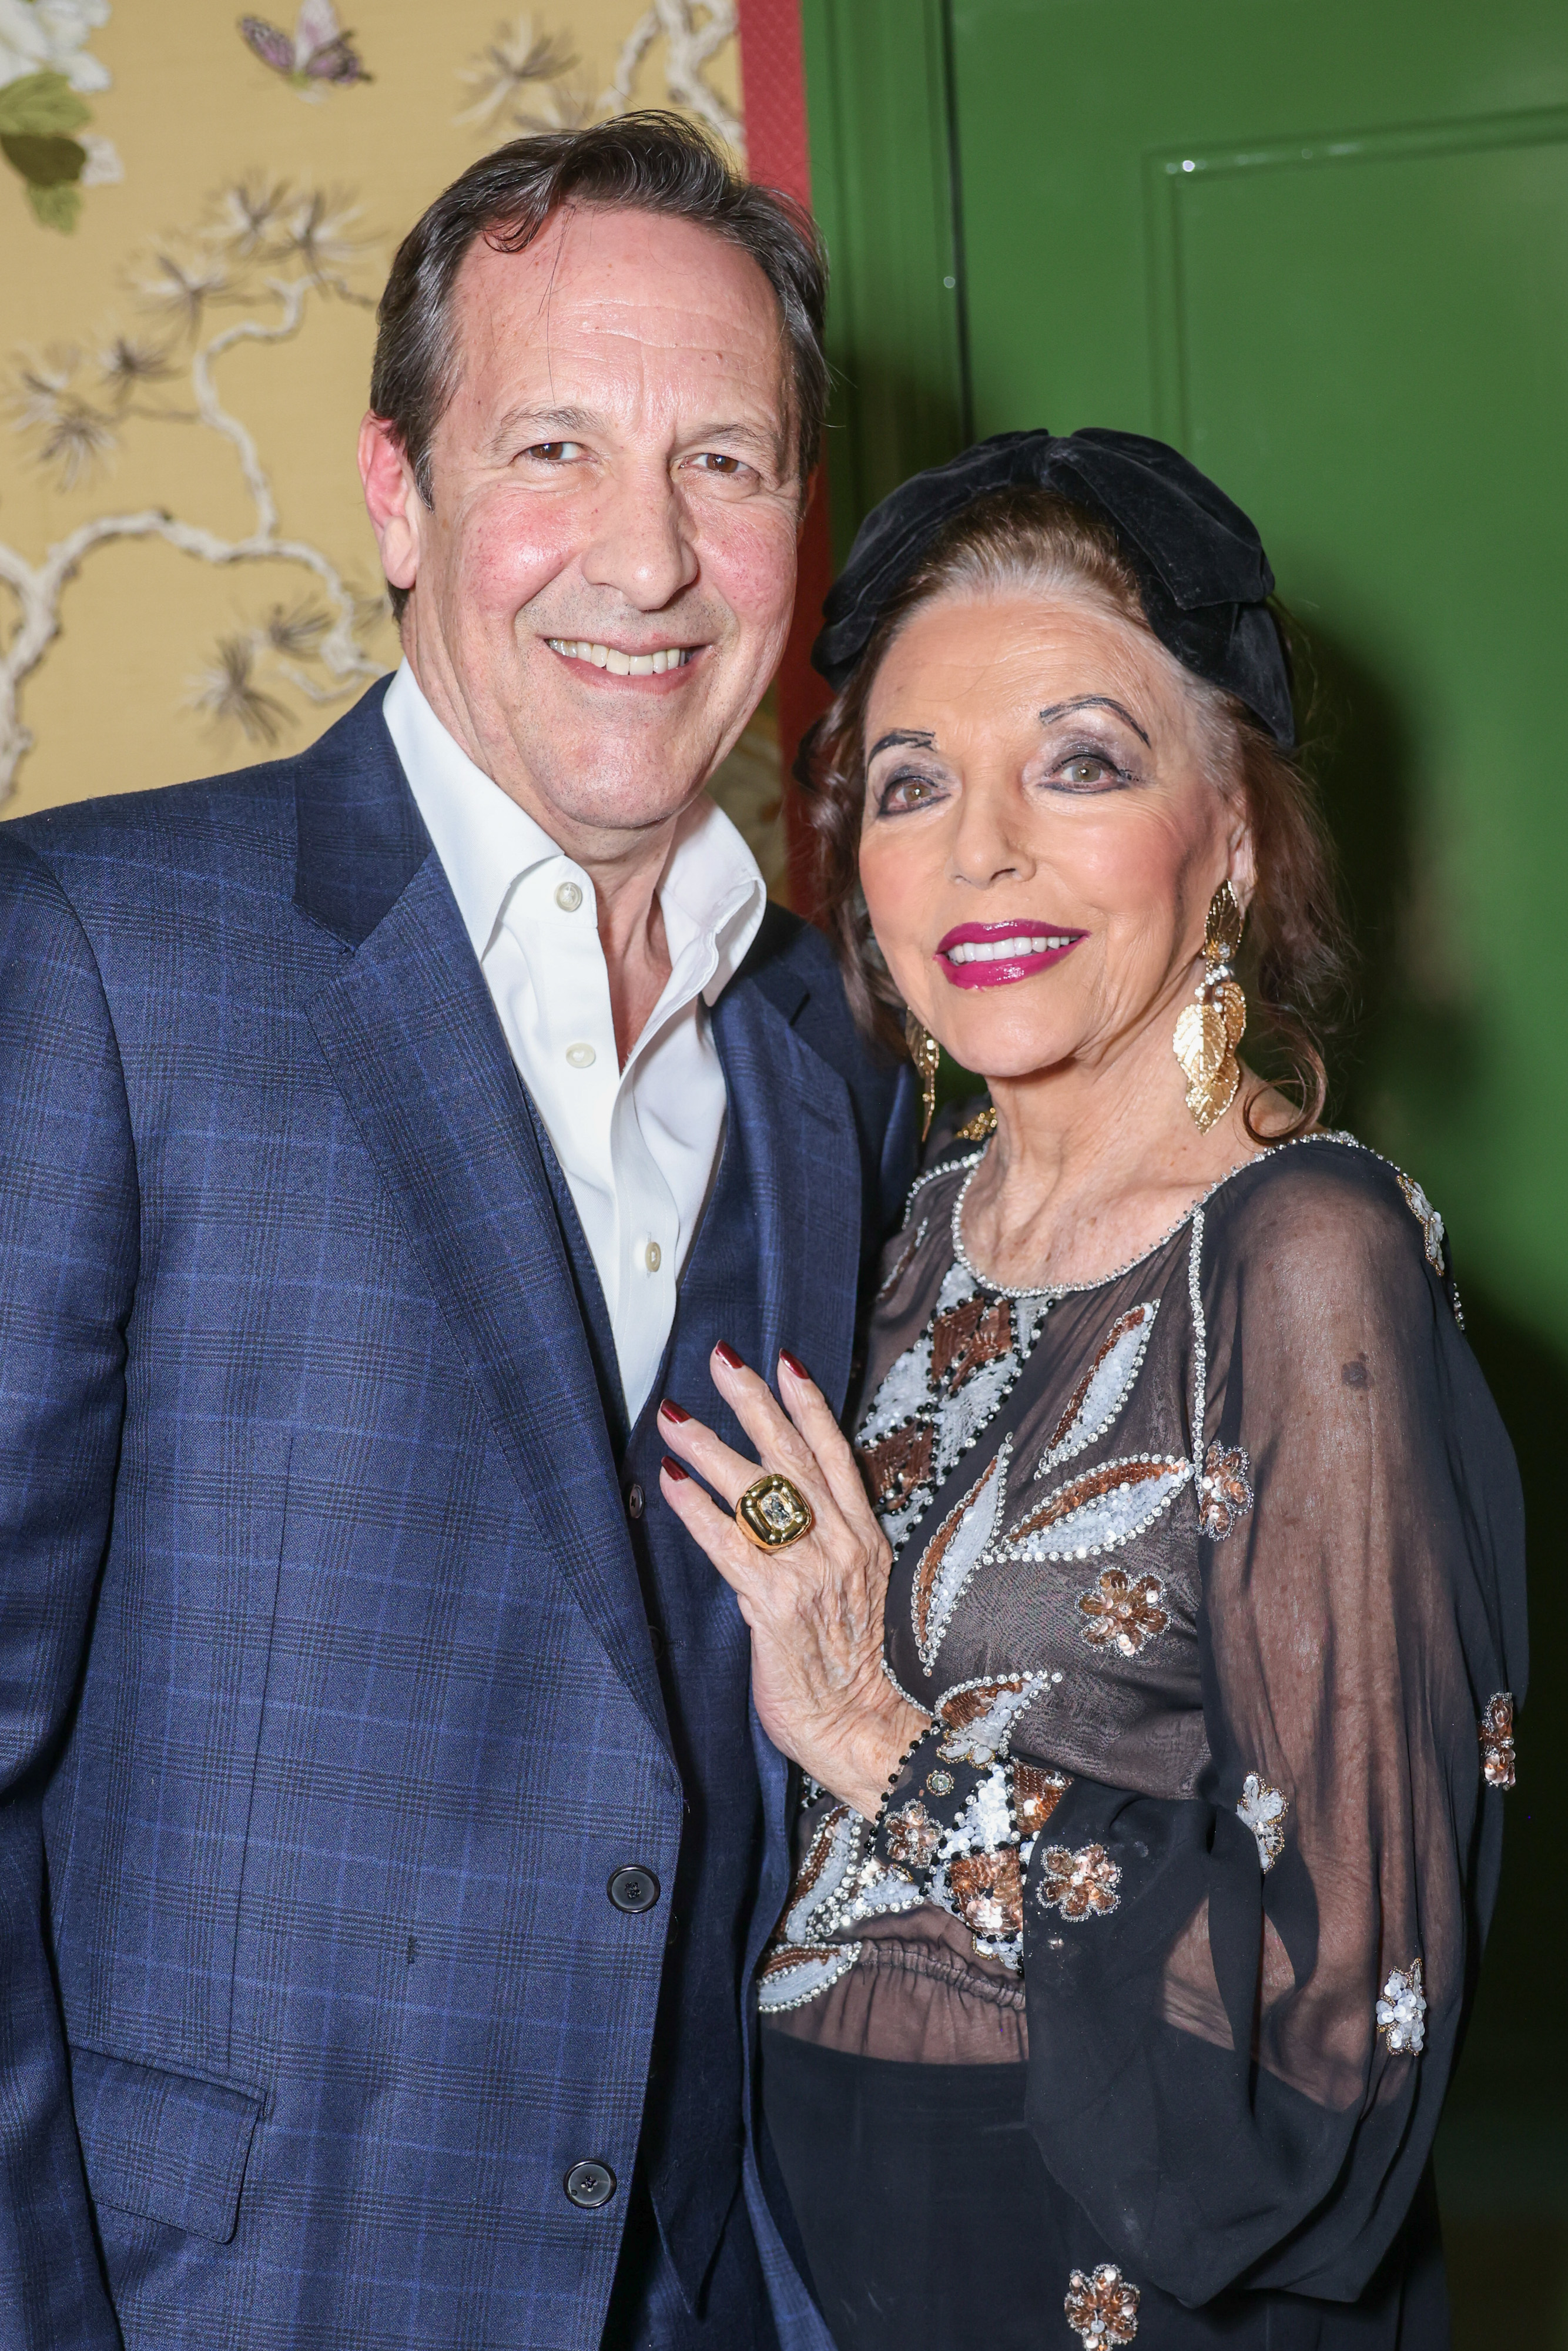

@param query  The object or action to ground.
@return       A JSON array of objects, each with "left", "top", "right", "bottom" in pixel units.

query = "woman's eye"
[
  {"left": 1059, "top": 755, "right": 1113, "bottom": 785},
  {"left": 878, "top": 772, "right": 945, "bottom": 813}
]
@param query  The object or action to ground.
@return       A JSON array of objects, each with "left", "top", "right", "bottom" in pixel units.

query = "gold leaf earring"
[
  {"left": 1173, "top": 882, "right": 1247, "bottom": 1131},
  {"left": 905, "top": 1010, "right": 941, "bottom": 1142}
]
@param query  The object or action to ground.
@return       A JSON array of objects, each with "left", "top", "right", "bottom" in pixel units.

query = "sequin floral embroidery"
[
  {"left": 999, "top": 1454, "right": 1192, "bottom": 1565},
  {"left": 757, "top": 1806, "right": 865, "bottom": 2014},
  {"left": 949, "top": 1847, "right": 1024, "bottom": 1940},
  {"left": 1479, "top": 1692, "right": 1516, "bottom": 1789},
  {"left": 934, "top": 1673, "right": 1046, "bottom": 1766},
  {"left": 1237, "top": 1773, "right": 1288, "bottom": 1870},
  {"left": 883, "top": 1800, "right": 941, "bottom": 1870},
  {"left": 1064, "top": 2262, "right": 1141, "bottom": 2345},
  {"left": 1037, "top": 1843, "right": 1121, "bottom": 1921},
  {"left": 1077, "top": 1566, "right": 1169, "bottom": 1656},
  {"left": 1396, "top": 1171, "right": 1446, "bottom": 1274},
  {"left": 932, "top": 1292, "right": 1013, "bottom": 1388},
  {"left": 1037, "top": 1302, "right": 1158, "bottom": 1476},
  {"left": 859, "top": 1421, "right": 934, "bottom": 1515},
  {"left": 909, "top": 1439, "right": 1011, "bottom": 1672},
  {"left": 1198, "top": 1441, "right": 1253, "bottom": 1540},
  {"left": 1376, "top": 1958, "right": 1426, "bottom": 2055},
  {"left": 855, "top": 1245, "right": 1049, "bottom": 1550},
  {"left": 1012, "top": 1761, "right": 1068, "bottom": 1837}
]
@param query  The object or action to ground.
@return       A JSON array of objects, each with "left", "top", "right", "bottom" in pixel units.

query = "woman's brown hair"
[{"left": 795, "top": 487, "right": 1353, "bottom": 1142}]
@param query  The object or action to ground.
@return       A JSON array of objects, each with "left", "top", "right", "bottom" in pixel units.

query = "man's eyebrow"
[
  {"left": 1037, "top": 694, "right": 1152, "bottom": 746},
  {"left": 485, "top": 405, "right": 786, "bottom": 468},
  {"left": 485, "top": 401, "right": 600, "bottom": 451},
  {"left": 867, "top": 728, "right": 937, "bottom": 759}
]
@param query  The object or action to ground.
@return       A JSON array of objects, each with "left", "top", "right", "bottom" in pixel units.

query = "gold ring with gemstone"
[{"left": 735, "top": 1472, "right": 815, "bottom": 1551}]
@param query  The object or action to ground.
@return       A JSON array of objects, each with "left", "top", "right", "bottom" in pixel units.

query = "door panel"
[{"left": 947, "top": 2, "right": 1568, "bottom": 1341}]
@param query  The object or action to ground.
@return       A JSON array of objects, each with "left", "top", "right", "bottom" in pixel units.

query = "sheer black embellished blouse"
[{"left": 759, "top": 1134, "right": 1526, "bottom": 2323}]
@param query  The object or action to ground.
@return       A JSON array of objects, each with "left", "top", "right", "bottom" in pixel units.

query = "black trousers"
[{"left": 759, "top": 2028, "right": 1449, "bottom": 2351}]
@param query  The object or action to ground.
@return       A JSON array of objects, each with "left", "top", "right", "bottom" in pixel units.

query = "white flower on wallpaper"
[
  {"left": 0, "top": 0, "right": 122, "bottom": 229},
  {"left": 0, "top": 179, "right": 390, "bottom": 796},
  {"left": 0, "top": 0, "right": 111, "bottom": 92}
]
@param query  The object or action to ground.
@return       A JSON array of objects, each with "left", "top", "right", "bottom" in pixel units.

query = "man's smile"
[{"left": 544, "top": 636, "right": 704, "bottom": 682}]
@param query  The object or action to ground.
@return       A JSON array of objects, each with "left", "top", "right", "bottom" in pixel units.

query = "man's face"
[{"left": 363, "top": 205, "right": 802, "bottom": 842}]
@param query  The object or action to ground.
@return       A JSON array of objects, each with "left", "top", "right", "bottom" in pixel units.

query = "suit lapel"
[
  {"left": 294, "top": 691, "right": 668, "bottom": 1747},
  {"left": 712, "top": 959, "right": 869, "bottom": 1968},
  {"left": 712, "top": 972, "right": 864, "bottom": 1421}
]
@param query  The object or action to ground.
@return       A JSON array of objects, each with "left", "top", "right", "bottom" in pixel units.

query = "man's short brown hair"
[{"left": 370, "top": 112, "right": 829, "bottom": 618}]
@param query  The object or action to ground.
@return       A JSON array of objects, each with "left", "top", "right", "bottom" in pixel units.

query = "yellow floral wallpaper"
[{"left": 0, "top": 2, "right": 785, "bottom": 883}]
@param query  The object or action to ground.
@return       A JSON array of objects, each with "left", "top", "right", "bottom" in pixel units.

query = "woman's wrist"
[{"left": 819, "top": 1692, "right": 932, "bottom": 1819}]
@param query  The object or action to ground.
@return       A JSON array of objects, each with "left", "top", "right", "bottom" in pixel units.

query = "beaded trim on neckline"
[{"left": 947, "top": 1128, "right": 1361, "bottom": 1302}]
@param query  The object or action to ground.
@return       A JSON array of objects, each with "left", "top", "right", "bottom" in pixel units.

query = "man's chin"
[{"left": 520, "top": 749, "right": 722, "bottom": 840}]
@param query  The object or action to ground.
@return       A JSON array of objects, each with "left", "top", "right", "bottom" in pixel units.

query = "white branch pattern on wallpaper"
[
  {"left": 459, "top": 4, "right": 739, "bottom": 152},
  {"left": 605, "top": 2, "right": 739, "bottom": 149},
  {"left": 0, "top": 182, "right": 388, "bottom": 800},
  {"left": 1, "top": 1, "right": 743, "bottom": 803}
]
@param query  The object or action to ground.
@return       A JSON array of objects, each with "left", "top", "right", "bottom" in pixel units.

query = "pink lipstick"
[{"left": 936, "top": 919, "right": 1087, "bottom": 990}]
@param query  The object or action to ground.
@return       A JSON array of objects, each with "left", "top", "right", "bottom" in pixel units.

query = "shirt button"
[
  {"left": 555, "top": 880, "right": 584, "bottom": 912},
  {"left": 626, "top": 1482, "right": 644, "bottom": 1520},
  {"left": 564, "top": 2159, "right": 617, "bottom": 2209},
  {"left": 607, "top": 1864, "right": 661, "bottom": 1914},
  {"left": 643, "top": 1240, "right": 662, "bottom": 1272},
  {"left": 565, "top": 1042, "right": 596, "bottom": 1069}
]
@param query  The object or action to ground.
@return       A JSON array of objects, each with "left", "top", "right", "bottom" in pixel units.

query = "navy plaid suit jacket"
[{"left": 0, "top": 682, "right": 913, "bottom": 2349}]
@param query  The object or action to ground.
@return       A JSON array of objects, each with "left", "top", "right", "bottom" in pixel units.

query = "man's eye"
[
  {"left": 689, "top": 452, "right": 748, "bottom": 477},
  {"left": 524, "top": 441, "right": 583, "bottom": 463}
]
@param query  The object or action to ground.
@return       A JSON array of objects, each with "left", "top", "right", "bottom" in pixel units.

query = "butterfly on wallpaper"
[{"left": 237, "top": 1, "right": 372, "bottom": 95}]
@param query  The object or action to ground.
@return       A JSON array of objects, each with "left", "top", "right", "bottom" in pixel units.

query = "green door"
[{"left": 803, "top": 0, "right": 1567, "bottom": 2331}]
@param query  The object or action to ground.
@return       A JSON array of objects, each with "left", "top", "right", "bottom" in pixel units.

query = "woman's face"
[{"left": 857, "top": 587, "right": 1252, "bottom": 1087}]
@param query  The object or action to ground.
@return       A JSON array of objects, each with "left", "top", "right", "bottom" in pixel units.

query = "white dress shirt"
[{"left": 384, "top": 661, "right": 767, "bottom": 1427}]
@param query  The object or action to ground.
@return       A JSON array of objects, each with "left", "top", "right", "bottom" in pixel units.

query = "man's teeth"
[
  {"left": 946, "top": 935, "right": 1076, "bottom": 964},
  {"left": 546, "top": 640, "right": 693, "bottom": 675}
]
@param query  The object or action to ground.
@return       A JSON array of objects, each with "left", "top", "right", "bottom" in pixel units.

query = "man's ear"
[{"left": 359, "top": 414, "right": 423, "bottom": 600}]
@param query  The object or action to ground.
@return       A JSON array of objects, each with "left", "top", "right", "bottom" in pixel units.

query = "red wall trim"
[{"left": 735, "top": 0, "right": 834, "bottom": 919}]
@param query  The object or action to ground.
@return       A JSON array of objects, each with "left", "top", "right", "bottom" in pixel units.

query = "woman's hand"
[{"left": 658, "top": 1346, "right": 929, "bottom": 1817}]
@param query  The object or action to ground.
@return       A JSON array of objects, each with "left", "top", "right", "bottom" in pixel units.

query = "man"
[{"left": 0, "top": 117, "right": 912, "bottom": 2348}]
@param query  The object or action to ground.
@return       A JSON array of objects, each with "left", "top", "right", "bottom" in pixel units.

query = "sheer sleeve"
[{"left": 1018, "top": 1148, "right": 1526, "bottom": 2306}]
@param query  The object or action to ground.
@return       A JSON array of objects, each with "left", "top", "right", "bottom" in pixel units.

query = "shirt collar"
[{"left": 382, "top": 658, "right": 768, "bottom": 1003}]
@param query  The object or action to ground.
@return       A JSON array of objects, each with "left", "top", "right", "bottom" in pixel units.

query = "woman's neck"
[{"left": 963, "top": 1016, "right": 1281, "bottom": 1292}]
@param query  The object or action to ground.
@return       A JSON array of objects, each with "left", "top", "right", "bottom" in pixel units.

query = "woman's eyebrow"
[
  {"left": 1037, "top": 694, "right": 1151, "bottom": 747},
  {"left": 867, "top": 728, "right": 936, "bottom": 759}
]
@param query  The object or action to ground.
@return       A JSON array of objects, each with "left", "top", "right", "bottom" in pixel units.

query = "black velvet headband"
[{"left": 811, "top": 427, "right": 1295, "bottom": 748}]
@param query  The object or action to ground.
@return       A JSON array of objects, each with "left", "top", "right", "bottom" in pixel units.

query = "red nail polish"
[
  {"left": 661, "top": 1454, "right": 690, "bottom": 1482},
  {"left": 658, "top": 1398, "right": 691, "bottom": 1424},
  {"left": 779, "top": 1349, "right": 811, "bottom": 1382},
  {"left": 713, "top": 1342, "right": 744, "bottom": 1369}
]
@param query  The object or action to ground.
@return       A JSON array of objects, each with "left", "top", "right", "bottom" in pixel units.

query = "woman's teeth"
[
  {"left": 945, "top": 935, "right": 1075, "bottom": 964},
  {"left": 546, "top": 640, "right": 693, "bottom": 676}
]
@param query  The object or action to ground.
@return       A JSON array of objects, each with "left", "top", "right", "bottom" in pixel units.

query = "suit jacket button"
[
  {"left": 626, "top": 1482, "right": 645, "bottom": 1519},
  {"left": 607, "top": 1864, "right": 661, "bottom": 1914},
  {"left": 564, "top": 2159, "right": 617, "bottom": 2209}
]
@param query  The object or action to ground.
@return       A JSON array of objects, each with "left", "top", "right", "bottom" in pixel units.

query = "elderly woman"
[{"left": 656, "top": 432, "right": 1525, "bottom": 2350}]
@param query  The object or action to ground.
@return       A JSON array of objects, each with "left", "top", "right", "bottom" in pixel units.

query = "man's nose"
[{"left": 578, "top": 461, "right": 701, "bottom": 612}]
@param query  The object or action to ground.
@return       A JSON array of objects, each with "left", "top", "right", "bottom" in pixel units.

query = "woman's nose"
[
  {"left": 948, "top": 776, "right": 1034, "bottom": 889},
  {"left": 578, "top": 463, "right": 700, "bottom": 612}
]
